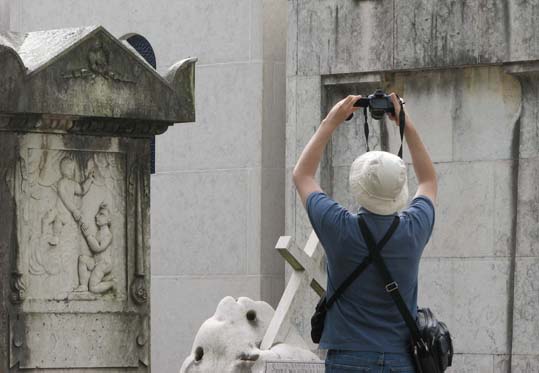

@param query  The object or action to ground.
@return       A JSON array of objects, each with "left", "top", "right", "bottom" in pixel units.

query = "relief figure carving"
[
  {"left": 23, "top": 148, "right": 126, "bottom": 302},
  {"left": 29, "top": 157, "right": 94, "bottom": 277},
  {"left": 72, "top": 202, "right": 116, "bottom": 298}
]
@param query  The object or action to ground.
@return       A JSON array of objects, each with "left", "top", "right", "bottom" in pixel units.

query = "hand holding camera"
[
  {"left": 323, "top": 95, "right": 362, "bottom": 127},
  {"left": 386, "top": 93, "right": 405, "bottom": 125},
  {"left": 347, "top": 89, "right": 404, "bottom": 122}
]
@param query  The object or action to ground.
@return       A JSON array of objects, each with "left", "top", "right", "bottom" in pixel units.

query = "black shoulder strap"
[
  {"left": 361, "top": 97, "right": 406, "bottom": 159},
  {"left": 326, "top": 216, "right": 400, "bottom": 309},
  {"left": 397, "top": 96, "right": 406, "bottom": 159},
  {"left": 357, "top": 216, "right": 422, "bottom": 342}
]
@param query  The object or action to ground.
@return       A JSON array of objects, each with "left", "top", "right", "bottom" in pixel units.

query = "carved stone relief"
[
  {"left": 62, "top": 38, "right": 138, "bottom": 84},
  {"left": 22, "top": 148, "right": 126, "bottom": 302}
]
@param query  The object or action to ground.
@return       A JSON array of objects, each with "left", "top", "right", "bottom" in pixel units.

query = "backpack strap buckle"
[{"left": 385, "top": 281, "right": 399, "bottom": 293}]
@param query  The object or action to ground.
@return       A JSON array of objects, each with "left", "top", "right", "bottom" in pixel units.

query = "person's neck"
[{"left": 358, "top": 207, "right": 397, "bottom": 217}]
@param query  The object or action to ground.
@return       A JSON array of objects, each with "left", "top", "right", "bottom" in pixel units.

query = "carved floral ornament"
[{"left": 62, "top": 38, "right": 139, "bottom": 84}]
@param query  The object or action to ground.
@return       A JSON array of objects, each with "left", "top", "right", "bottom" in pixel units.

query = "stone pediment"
[{"left": 0, "top": 26, "right": 196, "bottom": 126}]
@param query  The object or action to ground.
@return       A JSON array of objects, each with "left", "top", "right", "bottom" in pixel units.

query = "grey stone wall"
[
  {"left": 6, "top": 1, "right": 287, "bottom": 371},
  {"left": 0, "top": 0, "right": 9, "bottom": 31},
  {"left": 287, "top": 1, "right": 539, "bottom": 372}
]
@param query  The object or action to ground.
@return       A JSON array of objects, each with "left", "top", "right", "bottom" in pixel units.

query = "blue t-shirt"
[{"left": 306, "top": 192, "right": 435, "bottom": 353}]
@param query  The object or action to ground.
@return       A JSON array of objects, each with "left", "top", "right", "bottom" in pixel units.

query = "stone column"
[
  {"left": 0, "top": 26, "right": 196, "bottom": 372},
  {"left": 505, "top": 63, "right": 539, "bottom": 370}
]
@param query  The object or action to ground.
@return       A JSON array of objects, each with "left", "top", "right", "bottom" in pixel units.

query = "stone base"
[{"left": 264, "top": 360, "right": 325, "bottom": 373}]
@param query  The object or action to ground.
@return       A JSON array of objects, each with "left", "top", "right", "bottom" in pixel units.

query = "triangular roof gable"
[
  {"left": 0, "top": 26, "right": 196, "bottom": 123},
  {"left": 19, "top": 26, "right": 172, "bottom": 89}
]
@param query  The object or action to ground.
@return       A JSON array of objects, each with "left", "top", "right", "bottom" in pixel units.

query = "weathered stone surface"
[
  {"left": 514, "top": 76, "right": 539, "bottom": 159},
  {"left": 394, "top": 0, "right": 485, "bottom": 69},
  {"left": 427, "top": 160, "right": 515, "bottom": 258},
  {"left": 294, "top": 0, "right": 394, "bottom": 76},
  {"left": 290, "top": 0, "right": 539, "bottom": 75},
  {"left": 1, "top": 129, "right": 152, "bottom": 372},
  {"left": 511, "top": 355, "right": 539, "bottom": 373},
  {"left": 11, "top": 313, "right": 142, "bottom": 368},
  {"left": 419, "top": 258, "right": 511, "bottom": 354},
  {"left": 494, "top": 355, "right": 511, "bottom": 373},
  {"left": 511, "top": 258, "right": 539, "bottom": 355},
  {"left": 390, "top": 67, "right": 521, "bottom": 163},
  {"left": 294, "top": 76, "right": 323, "bottom": 163},
  {"left": 515, "top": 157, "right": 539, "bottom": 258},
  {"left": 286, "top": 0, "right": 299, "bottom": 77},
  {"left": 261, "top": 168, "right": 286, "bottom": 275},
  {"left": 0, "top": 26, "right": 196, "bottom": 124},
  {"left": 448, "top": 353, "right": 494, "bottom": 373},
  {"left": 264, "top": 360, "right": 325, "bottom": 373},
  {"left": 508, "top": 0, "right": 539, "bottom": 63},
  {"left": 0, "top": 25, "right": 196, "bottom": 372},
  {"left": 262, "top": 60, "right": 287, "bottom": 169}
]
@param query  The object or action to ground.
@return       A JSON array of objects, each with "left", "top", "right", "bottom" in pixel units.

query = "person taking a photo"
[{"left": 293, "top": 93, "right": 437, "bottom": 373}]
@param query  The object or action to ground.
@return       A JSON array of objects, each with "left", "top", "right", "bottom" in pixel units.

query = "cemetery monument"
[{"left": 0, "top": 25, "right": 196, "bottom": 372}]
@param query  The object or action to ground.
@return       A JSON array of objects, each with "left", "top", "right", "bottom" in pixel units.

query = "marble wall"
[
  {"left": 287, "top": 1, "right": 539, "bottom": 372},
  {"left": 5, "top": 0, "right": 287, "bottom": 371}
]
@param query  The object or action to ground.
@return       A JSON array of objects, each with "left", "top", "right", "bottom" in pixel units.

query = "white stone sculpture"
[
  {"left": 179, "top": 296, "right": 319, "bottom": 373},
  {"left": 261, "top": 231, "right": 326, "bottom": 350}
]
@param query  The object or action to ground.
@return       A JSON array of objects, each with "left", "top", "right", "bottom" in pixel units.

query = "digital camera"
[{"left": 354, "top": 89, "right": 395, "bottom": 120}]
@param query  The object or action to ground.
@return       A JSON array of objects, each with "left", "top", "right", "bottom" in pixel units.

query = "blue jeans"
[{"left": 325, "top": 350, "right": 417, "bottom": 373}]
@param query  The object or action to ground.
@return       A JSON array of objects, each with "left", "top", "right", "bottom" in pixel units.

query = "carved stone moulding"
[
  {"left": 0, "top": 26, "right": 197, "bottom": 125},
  {"left": 0, "top": 114, "right": 170, "bottom": 137}
]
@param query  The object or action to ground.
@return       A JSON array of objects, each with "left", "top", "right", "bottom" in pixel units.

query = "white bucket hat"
[{"left": 349, "top": 151, "right": 408, "bottom": 215}]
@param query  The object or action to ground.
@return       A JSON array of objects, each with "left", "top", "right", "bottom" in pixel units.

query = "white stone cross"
[{"left": 261, "top": 230, "right": 326, "bottom": 350}]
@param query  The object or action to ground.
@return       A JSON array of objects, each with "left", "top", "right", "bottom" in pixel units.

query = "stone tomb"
[{"left": 0, "top": 26, "right": 196, "bottom": 371}]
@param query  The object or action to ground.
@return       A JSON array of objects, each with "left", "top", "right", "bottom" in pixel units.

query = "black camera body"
[{"left": 354, "top": 89, "right": 395, "bottom": 120}]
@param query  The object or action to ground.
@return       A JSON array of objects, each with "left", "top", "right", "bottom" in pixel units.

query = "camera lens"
[{"left": 370, "top": 109, "right": 384, "bottom": 120}]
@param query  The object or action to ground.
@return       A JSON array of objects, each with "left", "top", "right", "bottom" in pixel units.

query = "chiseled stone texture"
[
  {"left": 514, "top": 157, "right": 539, "bottom": 258},
  {"left": 419, "top": 258, "right": 511, "bottom": 355},
  {"left": 264, "top": 360, "right": 325, "bottom": 373},
  {"left": 511, "top": 258, "right": 539, "bottom": 355},
  {"left": 449, "top": 354, "right": 494, "bottom": 373},
  {"left": 511, "top": 355, "right": 539, "bottom": 373},
  {"left": 447, "top": 353, "right": 510, "bottom": 373},
  {"left": 290, "top": 0, "right": 539, "bottom": 76},
  {"left": 389, "top": 68, "right": 521, "bottom": 164}
]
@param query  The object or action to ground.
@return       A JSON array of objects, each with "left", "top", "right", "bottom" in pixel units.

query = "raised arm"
[
  {"left": 388, "top": 93, "right": 437, "bottom": 202},
  {"left": 293, "top": 95, "right": 361, "bottom": 207},
  {"left": 81, "top": 223, "right": 112, "bottom": 254},
  {"left": 77, "top": 173, "right": 94, "bottom": 196}
]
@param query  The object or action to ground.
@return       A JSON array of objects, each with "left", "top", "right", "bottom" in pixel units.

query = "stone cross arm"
[{"left": 275, "top": 232, "right": 325, "bottom": 297}]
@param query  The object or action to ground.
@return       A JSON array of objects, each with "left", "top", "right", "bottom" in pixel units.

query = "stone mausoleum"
[
  {"left": 1, "top": 1, "right": 539, "bottom": 373},
  {"left": 0, "top": 26, "right": 196, "bottom": 371}
]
